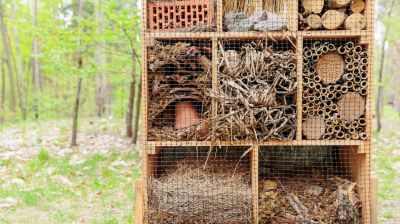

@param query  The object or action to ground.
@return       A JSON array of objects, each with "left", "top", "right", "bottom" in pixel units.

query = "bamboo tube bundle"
[
  {"left": 300, "top": 0, "right": 367, "bottom": 30},
  {"left": 302, "top": 40, "right": 368, "bottom": 140}
]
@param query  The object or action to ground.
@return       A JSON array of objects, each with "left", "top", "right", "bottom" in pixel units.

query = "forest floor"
[
  {"left": 0, "top": 118, "right": 141, "bottom": 224},
  {"left": 0, "top": 110, "right": 399, "bottom": 223}
]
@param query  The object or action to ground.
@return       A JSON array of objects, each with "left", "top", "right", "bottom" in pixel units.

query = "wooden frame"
[{"left": 138, "top": 0, "right": 376, "bottom": 223}]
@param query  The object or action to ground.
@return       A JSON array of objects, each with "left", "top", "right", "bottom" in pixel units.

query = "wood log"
[
  {"left": 322, "top": 10, "right": 346, "bottom": 30},
  {"left": 350, "top": 0, "right": 366, "bottom": 13},
  {"left": 306, "top": 14, "right": 322, "bottom": 29},
  {"left": 327, "top": 0, "right": 351, "bottom": 8},
  {"left": 344, "top": 13, "right": 366, "bottom": 30},
  {"left": 302, "top": 0, "right": 324, "bottom": 14}
]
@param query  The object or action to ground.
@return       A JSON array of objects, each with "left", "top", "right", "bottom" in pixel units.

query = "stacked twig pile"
[
  {"left": 148, "top": 158, "right": 252, "bottom": 224},
  {"left": 211, "top": 40, "right": 297, "bottom": 141},
  {"left": 302, "top": 41, "right": 368, "bottom": 140},
  {"left": 299, "top": 0, "right": 367, "bottom": 30},
  {"left": 147, "top": 41, "right": 213, "bottom": 141},
  {"left": 259, "top": 177, "right": 362, "bottom": 223}
]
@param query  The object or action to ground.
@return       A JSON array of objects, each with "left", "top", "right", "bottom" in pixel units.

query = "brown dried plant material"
[
  {"left": 259, "top": 177, "right": 362, "bottom": 223},
  {"left": 211, "top": 41, "right": 297, "bottom": 141},
  {"left": 147, "top": 41, "right": 213, "bottom": 141},
  {"left": 148, "top": 159, "right": 252, "bottom": 224}
]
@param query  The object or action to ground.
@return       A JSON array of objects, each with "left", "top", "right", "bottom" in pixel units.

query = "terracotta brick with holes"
[{"left": 148, "top": 0, "right": 213, "bottom": 31}]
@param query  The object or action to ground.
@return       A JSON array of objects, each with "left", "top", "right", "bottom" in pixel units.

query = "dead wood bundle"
[
  {"left": 302, "top": 41, "right": 368, "bottom": 140},
  {"left": 259, "top": 177, "right": 362, "bottom": 223},
  {"left": 148, "top": 159, "right": 252, "bottom": 224},
  {"left": 211, "top": 41, "right": 297, "bottom": 141},
  {"left": 300, "top": 0, "right": 366, "bottom": 30},
  {"left": 147, "top": 41, "right": 213, "bottom": 141}
]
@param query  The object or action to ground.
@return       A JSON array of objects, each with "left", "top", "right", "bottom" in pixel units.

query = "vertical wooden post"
[
  {"left": 135, "top": 179, "right": 144, "bottom": 224},
  {"left": 296, "top": 35, "right": 303, "bottom": 140},
  {"left": 251, "top": 145, "right": 259, "bottom": 223}
]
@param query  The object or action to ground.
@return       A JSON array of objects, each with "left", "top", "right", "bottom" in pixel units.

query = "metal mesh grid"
[
  {"left": 302, "top": 38, "right": 368, "bottom": 140},
  {"left": 146, "top": 146, "right": 253, "bottom": 223},
  {"left": 140, "top": 0, "right": 374, "bottom": 223},
  {"left": 258, "top": 146, "right": 369, "bottom": 223}
]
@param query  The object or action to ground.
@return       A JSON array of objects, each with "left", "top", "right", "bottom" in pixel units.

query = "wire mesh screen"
[
  {"left": 259, "top": 146, "right": 367, "bottom": 223},
  {"left": 215, "top": 39, "right": 297, "bottom": 141},
  {"left": 299, "top": 0, "right": 369, "bottom": 30},
  {"left": 147, "top": 146, "right": 253, "bottom": 223},
  {"left": 147, "top": 39, "right": 212, "bottom": 141},
  {"left": 141, "top": 0, "right": 374, "bottom": 223},
  {"left": 302, "top": 38, "right": 368, "bottom": 140}
]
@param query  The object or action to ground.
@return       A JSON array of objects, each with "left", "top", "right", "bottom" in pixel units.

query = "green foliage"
[{"left": 0, "top": 0, "right": 141, "bottom": 124}]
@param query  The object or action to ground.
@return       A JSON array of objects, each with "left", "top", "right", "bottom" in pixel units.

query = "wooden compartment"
[
  {"left": 145, "top": 146, "right": 254, "bottom": 224},
  {"left": 146, "top": 39, "right": 213, "bottom": 141},
  {"left": 222, "top": 0, "right": 297, "bottom": 31},
  {"left": 147, "top": 0, "right": 216, "bottom": 32},
  {"left": 298, "top": 0, "right": 373, "bottom": 31},
  {"left": 258, "top": 145, "right": 371, "bottom": 223},
  {"left": 213, "top": 38, "right": 298, "bottom": 141},
  {"left": 301, "top": 37, "right": 370, "bottom": 141}
]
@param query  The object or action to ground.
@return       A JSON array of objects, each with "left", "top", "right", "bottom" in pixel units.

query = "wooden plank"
[
  {"left": 287, "top": 0, "right": 298, "bottom": 31},
  {"left": 145, "top": 31, "right": 297, "bottom": 39},
  {"left": 146, "top": 140, "right": 368, "bottom": 147},
  {"left": 296, "top": 34, "right": 303, "bottom": 140},
  {"left": 217, "top": 0, "right": 223, "bottom": 32},
  {"left": 135, "top": 179, "right": 144, "bottom": 224},
  {"left": 141, "top": 0, "right": 149, "bottom": 219},
  {"left": 212, "top": 37, "right": 218, "bottom": 142},
  {"left": 251, "top": 145, "right": 259, "bottom": 224},
  {"left": 301, "top": 30, "right": 368, "bottom": 38},
  {"left": 371, "top": 178, "right": 378, "bottom": 224}
]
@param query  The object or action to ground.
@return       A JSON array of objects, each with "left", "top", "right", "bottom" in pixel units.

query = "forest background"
[{"left": 0, "top": 0, "right": 399, "bottom": 223}]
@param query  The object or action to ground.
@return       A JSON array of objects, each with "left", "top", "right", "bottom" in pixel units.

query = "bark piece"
[
  {"left": 302, "top": 0, "right": 324, "bottom": 14},
  {"left": 337, "top": 92, "right": 366, "bottom": 121},
  {"left": 302, "top": 116, "right": 326, "bottom": 140},
  {"left": 322, "top": 10, "right": 346, "bottom": 30},
  {"left": 317, "top": 52, "right": 345, "bottom": 84},
  {"left": 344, "top": 13, "right": 366, "bottom": 30},
  {"left": 350, "top": 0, "right": 366, "bottom": 13},
  {"left": 306, "top": 14, "right": 322, "bottom": 29},
  {"left": 327, "top": 0, "right": 352, "bottom": 8}
]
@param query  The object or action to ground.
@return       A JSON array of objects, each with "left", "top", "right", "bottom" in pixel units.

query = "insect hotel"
[{"left": 135, "top": 0, "right": 377, "bottom": 223}]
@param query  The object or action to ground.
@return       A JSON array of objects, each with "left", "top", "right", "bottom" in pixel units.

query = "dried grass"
[
  {"left": 223, "top": 0, "right": 287, "bottom": 15},
  {"left": 148, "top": 159, "right": 252, "bottom": 224}
]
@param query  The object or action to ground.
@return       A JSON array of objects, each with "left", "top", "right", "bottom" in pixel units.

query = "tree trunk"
[
  {"left": 71, "top": 0, "right": 84, "bottom": 147},
  {"left": 376, "top": 0, "right": 396, "bottom": 132},
  {"left": 126, "top": 60, "right": 136, "bottom": 138},
  {"left": 11, "top": 0, "right": 27, "bottom": 120},
  {"left": 132, "top": 75, "right": 142, "bottom": 144},
  {"left": 0, "top": 58, "right": 5, "bottom": 123},
  {"left": 0, "top": 2, "right": 16, "bottom": 112},
  {"left": 71, "top": 77, "right": 82, "bottom": 147},
  {"left": 94, "top": 0, "right": 109, "bottom": 117},
  {"left": 32, "top": 0, "right": 41, "bottom": 119}
]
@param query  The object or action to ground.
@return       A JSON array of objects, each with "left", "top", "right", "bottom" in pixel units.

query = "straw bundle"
[{"left": 148, "top": 159, "right": 253, "bottom": 224}]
